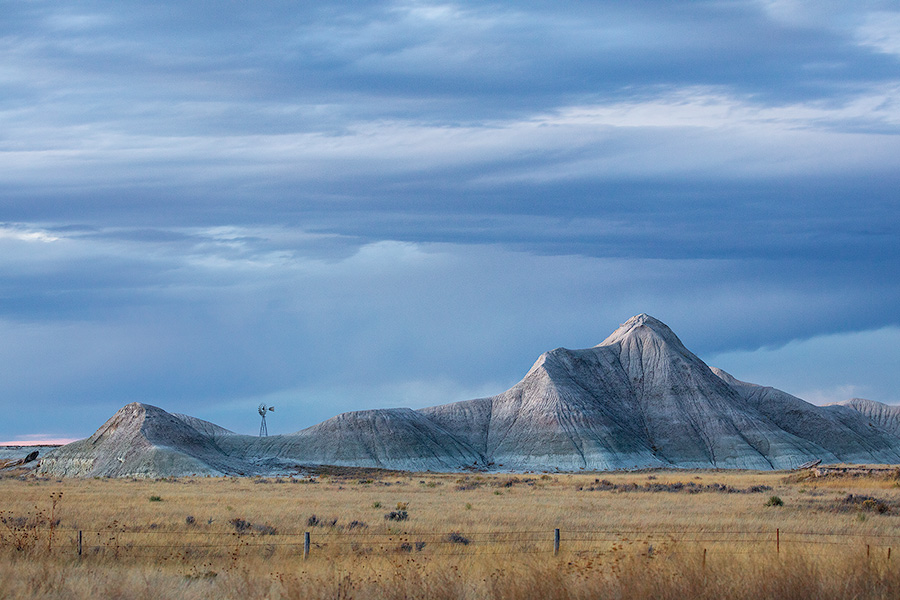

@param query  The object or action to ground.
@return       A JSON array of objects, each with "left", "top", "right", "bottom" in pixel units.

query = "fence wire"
[{"left": 3, "top": 526, "right": 896, "bottom": 559}]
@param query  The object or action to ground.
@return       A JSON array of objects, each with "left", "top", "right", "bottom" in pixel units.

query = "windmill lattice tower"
[{"left": 258, "top": 404, "right": 274, "bottom": 437}]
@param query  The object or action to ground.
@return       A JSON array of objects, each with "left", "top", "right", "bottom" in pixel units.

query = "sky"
[{"left": 1, "top": 0, "right": 899, "bottom": 442}]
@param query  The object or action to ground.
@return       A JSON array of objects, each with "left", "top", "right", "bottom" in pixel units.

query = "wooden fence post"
[
  {"left": 77, "top": 530, "right": 82, "bottom": 557},
  {"left": 702, "top": 548, "right": 707, "bottom": 569},
  {"left": 554, "top": 529, "right": 560, "bottom": 556},
  {"left": 304, "top": 531, "right": 310, "bottom": 560},
  {"left": 776, "top": 528, "right": 780, "bottom": 554}
]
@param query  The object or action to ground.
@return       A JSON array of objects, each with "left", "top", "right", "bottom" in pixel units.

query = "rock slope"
[
  {"left": 38, "top": 314, "right": 900, "bottom": 476},
  {"left": 835, "top": 399, "right": 900, "bottom": 437},
  {"left": 422, "top": 315, "right": 900, "bottom": 470},
  {"left": 220, "top": 408, "right": 484, "bottom": 471},
  {"left": 38, "top": 403, "right": 257, "bottom": 477}
]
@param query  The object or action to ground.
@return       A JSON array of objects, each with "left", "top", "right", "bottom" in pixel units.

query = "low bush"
[
  {"left": 229, "top": 518, "right": 251, "bottom": 532},
  {"left": 446, "top": 532, "right": 470, "bottom": 545},
  {"left": 843, "top": 494, "right": 890, "bottom": 514}
]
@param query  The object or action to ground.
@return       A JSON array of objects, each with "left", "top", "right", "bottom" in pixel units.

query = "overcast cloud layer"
[{"left": 1, "top": 0, "right": 899, "bottom": 440}]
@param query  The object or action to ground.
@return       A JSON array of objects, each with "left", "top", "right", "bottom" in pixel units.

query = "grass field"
[{"left": 2, "top": 467, "right": 900, "bottom": 599}]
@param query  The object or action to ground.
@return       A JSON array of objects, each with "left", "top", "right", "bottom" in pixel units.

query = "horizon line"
[{"left": 0, "top": 438, "right": 77, "bottom": 446}]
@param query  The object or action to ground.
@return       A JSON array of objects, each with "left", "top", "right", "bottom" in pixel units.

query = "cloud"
[
  {"left": 0, "top": 224, "right": 60, "bottom": 243},
  {"left": 856, "top": 11, "right": 900, "bottom": 56},
  {"left": 3, "top": 1, "right": 900, "bottom": 244},
  {"left": 0, "top": 223, "right": 897, "bottom": 438},
  {"left": 709, "top": 326, "right": 900, "bottom": 405},
  {"left": 5, "top": 85, "right": 900, "bottom": 238},
  {"left": 0, "top": 2, "right": 898, "bottom": 440}
]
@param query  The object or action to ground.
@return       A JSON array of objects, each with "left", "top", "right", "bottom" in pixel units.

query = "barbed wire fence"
[{"left": 3, "top": 527, "right": 898, "bottom": 561}]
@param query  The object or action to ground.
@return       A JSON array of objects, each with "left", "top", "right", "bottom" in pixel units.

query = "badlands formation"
[{"left": 38, "top": 315, "right": 900, "bottom": 477}]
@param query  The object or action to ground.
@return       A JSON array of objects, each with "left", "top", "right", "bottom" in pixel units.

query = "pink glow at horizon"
[{"left": 0, "top": 438, "right": 78, "bottom": 446}]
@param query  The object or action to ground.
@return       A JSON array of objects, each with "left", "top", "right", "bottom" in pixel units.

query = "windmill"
[{"left": 258, "top": 404, "right": 274, "bottom": 436}]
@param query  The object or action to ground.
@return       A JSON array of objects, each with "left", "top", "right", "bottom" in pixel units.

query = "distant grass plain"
[{"left": 2, "top": 467, "right": 900, "bottom": 599}]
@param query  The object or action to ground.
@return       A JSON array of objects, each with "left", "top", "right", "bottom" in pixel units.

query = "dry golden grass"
[{"left": 2, "top": 468, "right": 900, "bottom": 598}]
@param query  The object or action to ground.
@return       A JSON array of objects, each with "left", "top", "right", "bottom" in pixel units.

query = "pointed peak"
[
  {"left": 88, "top": 402, "right": 191, "bottom": 443},
  {"left": 598, "top": 314, "right": 683, "bottom": 348},
  {"left": 102, "top": 402, "right": 173, "bottom": 424},
  {"left": 102, "top": 402, "right": 150, "bottom": 423},
  {"left": 623, "top": 313, "right": 664, "bottom": 329},
  {"left": 113, "top": 402, "right": 157, "bottom": 415}
]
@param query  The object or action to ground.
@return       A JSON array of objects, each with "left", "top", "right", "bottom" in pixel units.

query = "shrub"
[
  {"left": 844, "top": 494, "right": 890, "bottom": 514},
  {"left": 765, "top": 496, "right": 784, "bottom": 507},
  {"left": 229, "top": 518, "right": 251, "bottom": 532},
  {"left": 384, "top": 510, "right": 408, "bottom": 522},
  {"left": 149, "top": 496, "right": 162, "bottom": 502},
  {"left": 185, "top": 515, "right": 196, "bottom": 525},
  {"left": 446, "top": 532, "right": 470, "bottom": 545}
]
